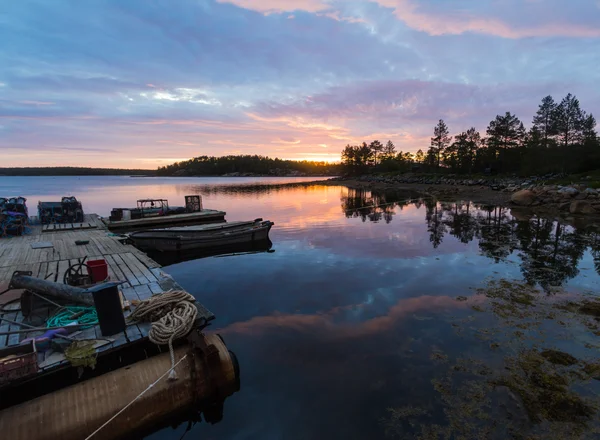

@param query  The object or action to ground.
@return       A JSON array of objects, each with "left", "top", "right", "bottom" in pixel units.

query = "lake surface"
[{"left": 2, "top": 176, "right": 600, "bottom": 438}]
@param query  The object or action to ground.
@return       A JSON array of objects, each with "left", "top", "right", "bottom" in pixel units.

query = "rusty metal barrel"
[{"left": 0, "top": 333, "right": 239, "bottom": 440}]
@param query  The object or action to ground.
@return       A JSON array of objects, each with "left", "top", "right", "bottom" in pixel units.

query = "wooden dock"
[
  {"left": 103, "top": 209, "right": 226, "bottom": 231},
  {"left": 0, "top": 214, "right": 214, "bottom": 387}
]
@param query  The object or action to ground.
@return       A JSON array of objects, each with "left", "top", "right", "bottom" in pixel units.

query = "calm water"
[{"left": 2, "top": 176, "right": 600, "bottom": 438}]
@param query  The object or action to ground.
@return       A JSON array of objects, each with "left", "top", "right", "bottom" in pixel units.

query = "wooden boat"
[
  {"left": 145, "top": 239, "right": 274, "bottom": 267},
  {"left": 128, "top": 219, "right": 274, "bottom": 252},
  {"left": 105, "top": 196, "right": 226, "bottom": 231}
]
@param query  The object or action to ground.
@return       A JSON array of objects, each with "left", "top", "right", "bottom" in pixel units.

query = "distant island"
[
  {"left": 0, "top": 167, "right": 155, "bottom": 177},
  {"left": 156, "top": 155, "right": 341, "bottom": 177}
]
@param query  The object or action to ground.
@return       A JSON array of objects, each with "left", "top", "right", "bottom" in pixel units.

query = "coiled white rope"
[{"left": 130, "top": 290, "right": 198, "bottom": 380}]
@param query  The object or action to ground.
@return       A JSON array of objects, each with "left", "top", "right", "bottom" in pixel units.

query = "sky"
[{"left": 1, "top": 0, "right": 599, "bottom": 169}]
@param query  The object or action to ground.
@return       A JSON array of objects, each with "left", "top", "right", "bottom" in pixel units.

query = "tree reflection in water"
[
  {"left": 341, "top": 188, "right": 419, "bottom": 224},
  {"left": 341, "top": 188, "right": 600, "bottom": 291}
]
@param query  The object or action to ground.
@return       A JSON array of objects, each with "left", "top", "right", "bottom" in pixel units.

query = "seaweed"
[{"left": 541, "top": 349, "right": 578, "bottom": 366}]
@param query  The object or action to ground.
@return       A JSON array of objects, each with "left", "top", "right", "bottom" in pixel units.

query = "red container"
[{"left": 88, "top": 259, "right": 109, "bottom": 283}]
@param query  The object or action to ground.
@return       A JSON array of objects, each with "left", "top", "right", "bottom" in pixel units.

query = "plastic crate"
[{"left": 0, "top": 340, "right": 38, "bottom": 385}]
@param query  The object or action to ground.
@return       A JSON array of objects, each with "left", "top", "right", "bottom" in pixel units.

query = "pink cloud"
[
  {"left": 216, "top": 0, "right": 331, "bottom": 15},
  {"left": 378, "top": 0, "right": 600, "bottom": 38},
  {"left": 220, "top": 0, "right": 600, "bottom": 38}
]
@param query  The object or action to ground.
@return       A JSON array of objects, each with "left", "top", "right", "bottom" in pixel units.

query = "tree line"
[
  {"left": 341, "top": 94, "right": 598, "bottom": 175},
  {"left": 156, "top": 155, "right": 341, "bottom": 176},
  {"left": 0, "top": 167, "right": 153, "bottom": 176}
]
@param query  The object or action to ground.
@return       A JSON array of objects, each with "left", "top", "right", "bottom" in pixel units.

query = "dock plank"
[
  {"left": 103, "top": 254, "right": 127, "bottom": 284},
  {"left": 57, "top": 260, "right": 70, "bottom": 285},
  {"left": 111, "top": 254, "right": 140, "bottom": 286},
  {"left": 148, "top": 282, "right": 163, "bottom": 295},
  {"left": 121, "top": 252, "right": 153, "bottom": 285},
  {"left": 134, "top": 284, "right": 152, "bottom": 300},
  {"left": 121, "top": 285, "right": 140, "bottom": 302}
]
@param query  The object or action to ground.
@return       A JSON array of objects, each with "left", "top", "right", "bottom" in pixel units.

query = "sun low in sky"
[{"left": 1, "top": 0, "right": 599, "bottom": 169}]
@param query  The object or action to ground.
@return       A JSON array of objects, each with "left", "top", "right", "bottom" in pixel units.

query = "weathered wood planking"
[
  {"left": 0, "top": 211, "right": 215, "bottom": 384},
  {"left": 42, "top": 222, "right": 98, "bottom": 233}
]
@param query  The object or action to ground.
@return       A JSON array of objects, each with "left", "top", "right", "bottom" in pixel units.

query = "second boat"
[{"left": 128, "top": 219, "right": 274, "bottom": 252}]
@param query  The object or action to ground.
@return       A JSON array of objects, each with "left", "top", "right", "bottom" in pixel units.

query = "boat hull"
[
  {"left": 129, "top": 220, "right": 274, "bottom": 252},
  {"left": 104, "top": 210, "right": 226, "bottom": 231}
]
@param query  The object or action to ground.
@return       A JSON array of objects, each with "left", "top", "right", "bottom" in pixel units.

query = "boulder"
[
  {"left": 559, "top": 202, "right": 571, "bottom": 211},
  {"left": 558, "top": 186, "right": 579, "bottom": 197},
  {"left": 570, "top": 200, "right": 597, "bottom": 215},
  {"left": 511, "top": 189, "right": 536, "bottom": 206}
]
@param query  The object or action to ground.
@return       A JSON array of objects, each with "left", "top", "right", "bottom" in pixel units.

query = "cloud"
[
  {"left": 0, "top": 0, "right": 598, "bottom": 167},
  {"left": 377, "top": 0, "right": 600, "bottom": 38},
  {"left": 221, "top": 0, "right": 600, "bottom": 38},
  {"left": 252, "top": 79, "right": 600, "bottom": 146},
  {"left": 217, "top": 0, "right": 331, "bottom": 14}
]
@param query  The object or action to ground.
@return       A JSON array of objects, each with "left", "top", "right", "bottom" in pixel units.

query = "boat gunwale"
[{"left": 129, "top": 221, "right": 274, "bottom": 242}]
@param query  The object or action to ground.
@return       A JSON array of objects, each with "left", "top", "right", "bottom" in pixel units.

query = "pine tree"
[
  {"left": 369, "top": 140, "right": 384, "bottom": 165},
  {"left": 486, "top": 112, "right": 526, "bottom": 151},
  {"left": 415, "top": 149, "right": 425, "bottom": 164},
  {"left": 532, "top": 95, "right": 557, "bottom": 148},
  {"left": 457, "top": 127, "right": 481, "bottom": 173},
  {"left": 554, "top": 93, "right": 585, "bottom": 147},
  {"left": 341, "top": 144, "right": 356, "bottom": 169},
  {"left": 430, "top": 119, "right": 451, "bottom": 169},
  {"left": 382, "top": 140, "right": 396, "bottom": 160},
  {"left": 582, "top": 114, "right": 598, "bottom": 143}
]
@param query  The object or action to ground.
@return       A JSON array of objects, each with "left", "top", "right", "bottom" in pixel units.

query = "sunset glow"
[{"left": 1, "top": 0, "right": 599, "bottom": 168}]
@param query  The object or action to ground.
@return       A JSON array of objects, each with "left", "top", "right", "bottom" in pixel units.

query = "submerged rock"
[
  {"left": 540, "top": 349, "right": 578, "bottom": 366},
  {"left": 570, "top": 200, "right": 597, "bottom": 215},
  {"left": 511, "top": 190, "right": 536, "bottom": 206}
]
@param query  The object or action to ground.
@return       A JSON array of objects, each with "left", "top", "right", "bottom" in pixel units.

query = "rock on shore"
[{"left": 511, "top": 190, "right": 536, "bottom": 206}]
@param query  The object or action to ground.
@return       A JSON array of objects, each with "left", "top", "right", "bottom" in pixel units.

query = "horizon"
[{"left": 1, "top": 1, "right": 599, "bottom": 169}]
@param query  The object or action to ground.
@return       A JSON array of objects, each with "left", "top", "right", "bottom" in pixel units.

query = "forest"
[
  {"left": 0, "top": 167, "right": 153, "bottom": 176},
  {"left": 341, "top": 94, "right": 599, "bottom": 176},
  {"left": 156, "top": 155, "right": 341, "bottom": 176}
]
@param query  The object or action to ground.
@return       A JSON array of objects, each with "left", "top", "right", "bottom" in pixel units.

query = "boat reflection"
[{"left": 145, "top": 239, "right": 274, "bottom": 267}]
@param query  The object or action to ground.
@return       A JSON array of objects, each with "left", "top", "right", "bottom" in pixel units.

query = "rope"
[
  {"left": 130, "top": 290, "right": 197, "bottom": 380},
  {"left": 84, "top": 354, "right": 188, "bottom": 440},
  {"left": 46, "top": 306, "right": 98, "bottom": 329}
]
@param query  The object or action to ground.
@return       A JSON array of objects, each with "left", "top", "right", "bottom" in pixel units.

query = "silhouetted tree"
[
  {"left": 415, "top": 149, "right": 425, "bottom": 164},
  {"left": 429, "top": 120, "right": 451, "bottom": 170},
  {"left": 554, "top": 93, "right": 585, "bottom": 148},
  {"left": 382, "top": 140, "right": 396, "bottom": 160},
  {"left": 445, "top": 128, "right": 481, "bottom": 173},
  {"left": 336, "top": 92, "right": 599, "bottom": 176},
  {"left": 341, "top": 144, "right": 374, "bottom": 174},
  {"left": 486, "top": 112, "right": 526, "bottom": 151},
  {"left": 532, "top": 95, "right": 558, "bottom": 149},
  {"left": 157, "top": 154, "right": 340, "bottom": 176},
  {"left": 486, "top": 112, "right": 526, "bottom": 173},
  {"left": 370, "top": 140, "right": 384, "bottom": 165}
]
